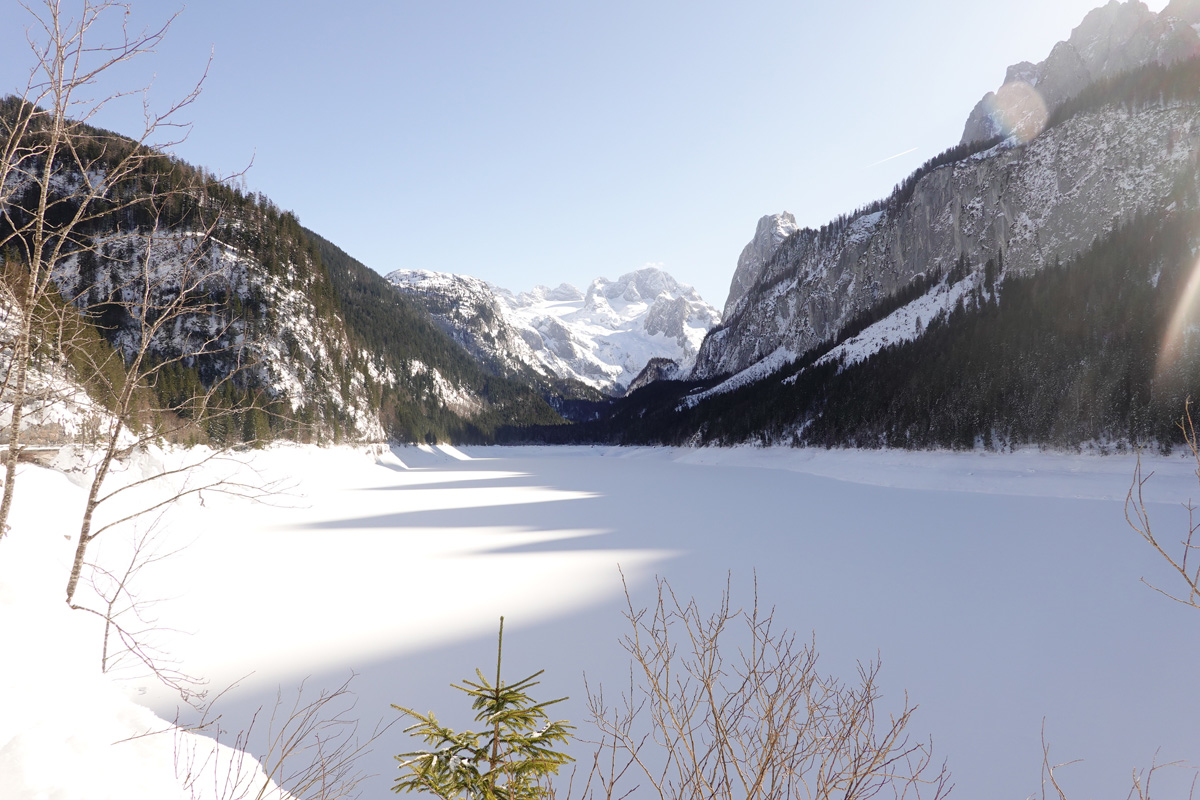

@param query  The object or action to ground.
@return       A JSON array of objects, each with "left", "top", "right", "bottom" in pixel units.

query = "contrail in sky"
[{"left": 867, "top": 147, "right": 918, "bottom": 168}]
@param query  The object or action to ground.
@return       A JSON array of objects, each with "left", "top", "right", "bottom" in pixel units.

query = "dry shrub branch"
[{"left": 579, "top": 574, "right": 951, "bottom": 800}]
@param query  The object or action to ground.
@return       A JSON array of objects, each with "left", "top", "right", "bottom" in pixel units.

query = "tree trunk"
[{"left": 0, "top": 326, "right": 31, "bottom": 536}]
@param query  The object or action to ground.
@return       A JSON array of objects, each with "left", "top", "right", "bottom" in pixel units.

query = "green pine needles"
[{"left": 391, "top": 617, "right": 574, "bottom": 800}]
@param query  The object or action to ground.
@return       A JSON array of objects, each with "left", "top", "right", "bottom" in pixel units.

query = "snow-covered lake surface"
[{"left": 4, "top": 443, "right": 1200, "bottom": 798}]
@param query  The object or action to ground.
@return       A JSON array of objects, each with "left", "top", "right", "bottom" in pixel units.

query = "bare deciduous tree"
[
  {"left": 0, "top": 0, "right": 214, "bottom": 537},
  {"left": 59, "top": 192, "right": 276, "bottom": 607},
  {"left": 0, "top": 7, "right": 373, "bottom": 800},
  {"left": 77, "top": 515, "right": 203, "bottom": 700},
  {"left": 578, "top": 574, "right": 951, "bottom": 800},
  {"left": 0, "top": 2, "right": 288, "bottom": 709}
]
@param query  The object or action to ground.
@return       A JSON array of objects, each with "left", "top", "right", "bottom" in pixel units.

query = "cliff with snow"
[{"left": 695, "top": 0, "right": 1200, "bottom": 384}]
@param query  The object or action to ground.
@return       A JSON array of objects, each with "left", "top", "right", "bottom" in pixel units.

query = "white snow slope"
[
  {"left": 2, "top": 443, "right": 1199, "bottom": 799},
  {"left": 0, "top": 449, "right": 297, "bottom": 800}
]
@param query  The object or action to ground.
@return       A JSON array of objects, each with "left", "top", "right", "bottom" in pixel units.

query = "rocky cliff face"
[
  {"left": 694, "top": 101, "right": 1200, "bottom": 380},
  {"left": 389, "top": 266, "right": 721, "bottom": 394},
  {"left": 723, "top": 212, "right": 799, "bottom": 316},
  {"left": 961, "top": 0, "right": 1200, "bottom": 144}
]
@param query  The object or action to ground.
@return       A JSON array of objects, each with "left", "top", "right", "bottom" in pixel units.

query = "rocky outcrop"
[
  {"left": 962, "top": 0, "right": 1200, "bottom": 144},
  {"left": 723, "top": 212, "right": 799, "bottom": 317},
  {"left": 626, "top": 357, "right": 683, "bottom": 395},
  {"left": 52, "top": 230, "right": 388, "bottom": 440}
]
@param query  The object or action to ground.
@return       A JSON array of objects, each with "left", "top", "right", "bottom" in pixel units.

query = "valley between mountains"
[{"left": 4, "top": 1, "right": 1200, "bottom": 799}]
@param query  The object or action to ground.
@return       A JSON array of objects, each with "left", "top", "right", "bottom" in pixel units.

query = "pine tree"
[{"left": 392, "top": 618, "right": 573, "bottom": 800}]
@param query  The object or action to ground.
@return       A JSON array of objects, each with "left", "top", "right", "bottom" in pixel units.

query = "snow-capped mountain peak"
[{"left": 388, "top": 265, "right": 721, "bottom": 395}]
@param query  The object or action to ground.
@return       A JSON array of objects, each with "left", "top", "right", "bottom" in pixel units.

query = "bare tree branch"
[
  {"left": 1126, "top": 400, "right": 1200, "bottom": 610},
  {"left": 1038, "top": 725, "right": 1196, "bottom": 800},
  {"left": 579, "top": 571, "right": 952, "bottom": 800}
]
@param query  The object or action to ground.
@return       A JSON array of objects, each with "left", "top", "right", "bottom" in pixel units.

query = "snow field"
[{"left": 2, "top": 443, "right": 1199, "bottom": 799}]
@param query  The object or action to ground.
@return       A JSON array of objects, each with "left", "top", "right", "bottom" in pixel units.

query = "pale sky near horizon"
[{"left": 0, "top": 0, "right": 1173, "bottom": 309}]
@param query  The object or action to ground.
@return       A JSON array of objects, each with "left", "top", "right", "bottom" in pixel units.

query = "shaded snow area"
[
  {"left": 679, "top": 344, "right": 797, "bottom": 409},
  {"left": 687, "top": 271, "right": 986, "bottom": 408},
  {"left": 3, "top": 444, "right": 1200, "bottom": 798},
  {"left": 812, "top": 272, "right": 985, "bottom": 370}
]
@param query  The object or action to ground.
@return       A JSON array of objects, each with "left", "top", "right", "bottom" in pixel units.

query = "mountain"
[
  {"left": 383, "top": 269, "right": 558, "bottom": 382},
  {"left": 961, "top": 0, "right": 1200, "bottom": 144},
  {"left": 16, "top": 0, "right": 1200, "bottom": 451},
  {"left": 695, "top": 92, "right": 1200, "bottom": 381},
  {"left": 386, "top": 266, "right": 721, "bottom": 396},
  {"left": 722, "top": 212, "right": 800, "bottom": 318},
  {"left": 304, "top": 231, "right": 567, "bottom": 441},
  {"left": 692, "top": 0, "right": 1200, "bottom": 386},
  {"left": 1, "top": 100, "right": 565, "bottom": 447},
  {"left": 44, "top": 199, "right": 392, "bottom": 443},
  {"left": 515, "top": 2, "right": 1200, "bottom": 449}
]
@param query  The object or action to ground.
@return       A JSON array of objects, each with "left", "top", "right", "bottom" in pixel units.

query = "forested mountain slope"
[
  {"left": 305, "top": 229, "right": 566, "bottom": 440},
  {"left": 1, "top": 99, "right": 564, "bottom": 447},
  {"left": 695, "top": 60, "right": 1200, "bottom": 382}
]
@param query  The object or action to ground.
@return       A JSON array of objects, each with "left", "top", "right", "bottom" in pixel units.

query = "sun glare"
[
  {"left": 987, "top": 81, "right": 1049, "bottom": 143},
  {"left": 1157, "top": 254, "right": 1200, "bottom": 380}
]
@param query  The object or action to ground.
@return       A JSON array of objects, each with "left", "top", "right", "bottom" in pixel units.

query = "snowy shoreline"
[{"left": 468, "top": 441, "right": 1200, "bottom": 501}]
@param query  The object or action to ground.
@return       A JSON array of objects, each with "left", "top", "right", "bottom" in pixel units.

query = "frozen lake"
[
  {"left": 6, "top": 443, "right": 1198, "bottom": 798},
  {"left": 121, "top": 444, "right": 1198, "bottom": 799}
]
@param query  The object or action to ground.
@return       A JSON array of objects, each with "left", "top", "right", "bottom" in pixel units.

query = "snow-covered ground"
[
  {"left": 812, "top": 273, "right": 985, "bottom": 370},
  {"left": 3, "top": 443, "right": 1199, "bottom": 798}
]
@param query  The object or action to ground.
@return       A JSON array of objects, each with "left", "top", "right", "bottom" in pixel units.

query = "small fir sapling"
[{"left": 392, "top": 617, "right": 574, "bottom": 800}]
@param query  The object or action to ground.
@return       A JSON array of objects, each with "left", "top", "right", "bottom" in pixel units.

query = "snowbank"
[{"left": 0, "top": 461, "right": 294, "bottom": 800}]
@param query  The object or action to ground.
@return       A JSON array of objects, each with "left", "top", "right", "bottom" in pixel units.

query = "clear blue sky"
[{"left": 0, "top": 0, "right": 1171, "bottom": 308}]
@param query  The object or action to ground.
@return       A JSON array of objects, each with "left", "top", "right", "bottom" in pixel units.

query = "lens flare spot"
[
  {"left": 1158, "top": 255, "right": 1200, "bottom": 381},
  {"left": 986, "top": 81, "right": 1049, "bottom": 143}
]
